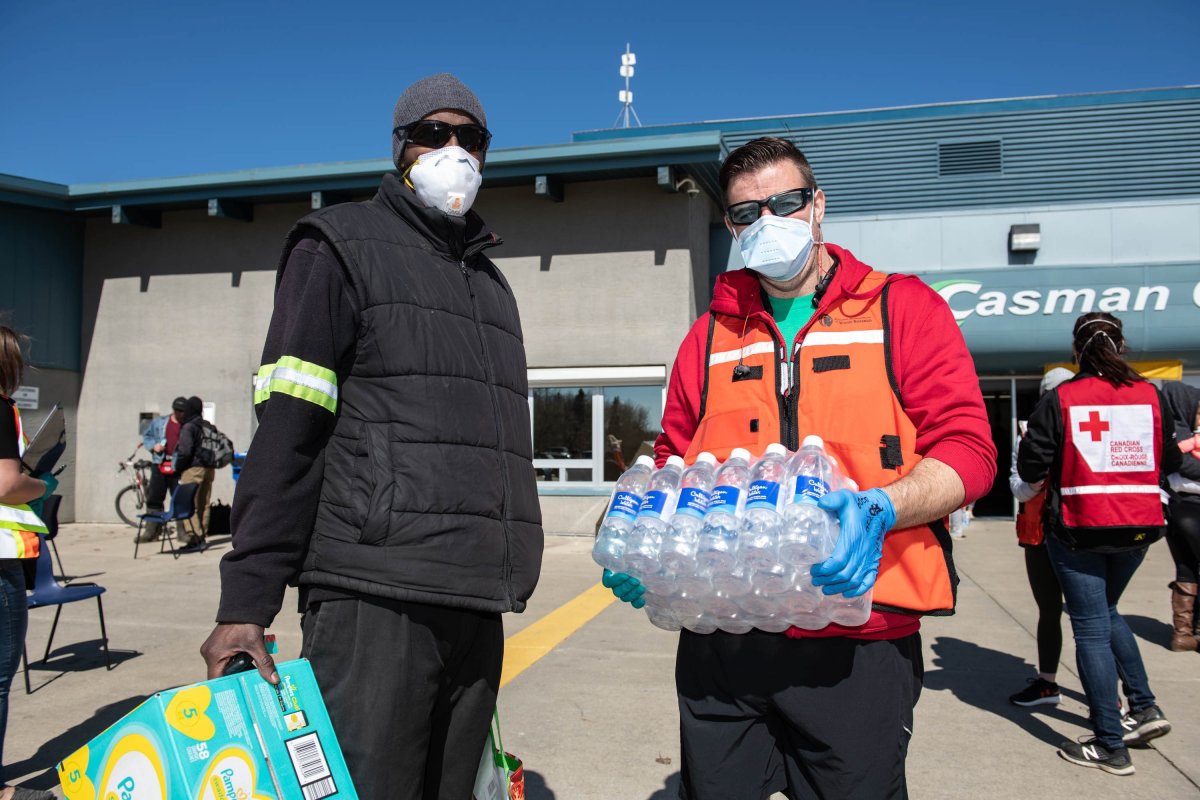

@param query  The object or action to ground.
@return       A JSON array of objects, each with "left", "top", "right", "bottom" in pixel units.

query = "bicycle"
[{"left": 115, "top": 446, "right": 155, "bottom": 527}]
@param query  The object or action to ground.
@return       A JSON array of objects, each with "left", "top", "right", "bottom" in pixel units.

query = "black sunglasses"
[
  {"left": 726, "top": 187, "right": 814, "bottom": 226},
  {"left": 397, "top": 120, "right": 492, "bottom": 153}
]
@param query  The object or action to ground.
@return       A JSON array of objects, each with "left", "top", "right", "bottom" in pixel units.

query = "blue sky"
[{"left": 2, "top": 0, "right": 1197, "bottom": 185}]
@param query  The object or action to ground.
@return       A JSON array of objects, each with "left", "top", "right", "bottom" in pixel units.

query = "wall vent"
[{"left": 938, "top": 139, "right": 1002, "bottom": 176}]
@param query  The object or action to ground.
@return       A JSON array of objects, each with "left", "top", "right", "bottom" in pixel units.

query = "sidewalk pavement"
[{"left": 6, "top": 520, "right": 1199, "bottom": 798}]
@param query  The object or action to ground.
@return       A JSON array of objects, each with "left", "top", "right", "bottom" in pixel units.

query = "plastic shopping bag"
[{"left": 473, "top": 710, "right": 524, "bottom": 800}]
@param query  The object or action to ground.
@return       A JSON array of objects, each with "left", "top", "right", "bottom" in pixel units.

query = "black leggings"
[
  {"left": 1024, "top": 543, "right": 1064, "bottom": 675},
  {"left": 1167, "top": 497, "right": 1200, "bottom": 584}
]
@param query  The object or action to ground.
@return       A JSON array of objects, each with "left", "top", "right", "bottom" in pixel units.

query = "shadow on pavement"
[
  {"left": 648, "top": 771, "right": 682, "bottom": 799},
  {"left": 524, "top": 769, "right": 556, "bottom": 798},
  {"left": 23, "top": 641, "right": 141, "bottom": 693},
  {"left": 4, "top": 694, "right": 150, "bottom": 790},
  {"left": 1125, "top": 613, "right": 1174, "bottom": 650},
  {"left": 923, "top": 636, "right": 1090, "bottom": 747}
]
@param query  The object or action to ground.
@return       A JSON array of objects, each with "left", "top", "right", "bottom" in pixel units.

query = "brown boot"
[{"left": 1169, "top": 581, "right": 1199, "bottom": 652}]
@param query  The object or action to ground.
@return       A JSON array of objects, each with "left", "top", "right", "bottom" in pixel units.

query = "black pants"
[
  {"left": 301, "top": 597, "right": 503, "bottom": 800},
  {"left": 146, "top": 467, "right": 178, "bottom": 513},
  {"left": 1167, "top": 497, "right": 1200, "bottom": 584},
  {"left": 676, "top": 630, "right": 923, "bottom": 800},
  {"left": 1023, "top": 543, "right": 1064, "bottom": 675}
]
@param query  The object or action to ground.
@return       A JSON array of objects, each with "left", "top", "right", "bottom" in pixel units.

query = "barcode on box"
[
  {"left": 302, "top": 777, "right": 337, "bottom": 800},
  {"left": 286, "top": 732, "right": 336, "bottom": 798}
]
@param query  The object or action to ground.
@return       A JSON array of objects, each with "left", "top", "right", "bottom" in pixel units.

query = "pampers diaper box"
[{"left": 56, "top": 658, "right": 358, "bottom": 799}]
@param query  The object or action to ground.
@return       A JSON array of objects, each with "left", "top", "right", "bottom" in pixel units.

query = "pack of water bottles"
[{"left": 592, "top": 437, "right": 872, "bottom": 634}]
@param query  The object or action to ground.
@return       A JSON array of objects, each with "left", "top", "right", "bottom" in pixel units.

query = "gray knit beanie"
[{"left": 392, "top": 73, "right": 487, "bottom": 170}]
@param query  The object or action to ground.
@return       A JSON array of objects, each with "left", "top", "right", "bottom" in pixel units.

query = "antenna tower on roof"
[{"left": 614, "top": 43, "right": 642, "bottom": 128}]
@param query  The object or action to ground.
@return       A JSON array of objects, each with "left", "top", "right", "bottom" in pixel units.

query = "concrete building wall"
[
  {"left": 75, "top": 203, "right": 302, "bottom": 521},
  {"left": 71, "top": 178, "right": 711, "bottom": 523},
  {"left": 17, "top": 368, "right": 81, "bottom": 521},
  {"left": 485, "top": 178, "right": 712, "bottom": 371}
]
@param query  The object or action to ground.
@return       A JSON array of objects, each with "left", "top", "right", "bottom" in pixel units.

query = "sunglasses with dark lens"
[
  {"left": 398, "top": 120, "right": 492, "bottom": 153},
  {"left": 726, "top": 187, "right": 814, "bottom": 226}
]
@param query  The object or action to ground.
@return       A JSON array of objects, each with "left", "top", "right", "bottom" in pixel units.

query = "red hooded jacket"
[{"left": 655, "top": 244, "right": 997, "bottom": 638}]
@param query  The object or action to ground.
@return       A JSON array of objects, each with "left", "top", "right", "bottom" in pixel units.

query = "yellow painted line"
[{"left": 501, "top": 582, "right": 616, "bottom": 688}]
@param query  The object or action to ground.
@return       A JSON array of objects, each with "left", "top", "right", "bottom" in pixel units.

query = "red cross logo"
[{"left": 1078, "top": 410, "right": 1110, "bottom": 442}]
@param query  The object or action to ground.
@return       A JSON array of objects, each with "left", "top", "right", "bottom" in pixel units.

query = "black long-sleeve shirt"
[
  {"left": 1161, "top": 381, "right": 1200, "bottom": 500},
  {"left": 216, "top": 237, "right": 359, "bottom": 627}
]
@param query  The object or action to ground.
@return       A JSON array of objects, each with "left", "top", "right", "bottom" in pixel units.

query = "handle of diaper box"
[{"left": 222, "top": 651, "right": 256, "bottom": 676}]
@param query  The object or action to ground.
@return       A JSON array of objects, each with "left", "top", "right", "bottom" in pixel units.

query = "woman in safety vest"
[
  {"left": 1018, "top": 312, "right": 1181, "bottom": 776},
  {"left": 1008, "top": 366, "right": 1074, "bottom": 708},
  {"left": 0, "top": 326, "right": 57, "bottom": 800}
]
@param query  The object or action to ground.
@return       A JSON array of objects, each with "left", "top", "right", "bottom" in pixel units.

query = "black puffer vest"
[{"left": 279, "top": 174, "right": 543, "bottom": 613}]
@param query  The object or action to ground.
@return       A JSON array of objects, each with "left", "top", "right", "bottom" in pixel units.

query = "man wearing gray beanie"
[{"left": 203, "top": 73, "right": 544, "bottom": 800}]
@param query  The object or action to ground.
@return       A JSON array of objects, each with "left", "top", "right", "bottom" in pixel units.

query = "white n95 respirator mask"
[
  {"left": 737, "top": 214, "right": 816, "bottom": 281},
  {"left": 404, "top": 145, "right": 482, "bottom": 216}
]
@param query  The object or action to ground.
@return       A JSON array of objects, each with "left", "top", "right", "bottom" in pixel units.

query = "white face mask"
[
  {"left": 404, "top": 145, "right": 482, "bottom": 216},
  {"left": 737, "top": 213, "right": 816, "bottom": 282}
]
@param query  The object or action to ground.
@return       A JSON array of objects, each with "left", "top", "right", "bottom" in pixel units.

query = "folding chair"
[
  {"left": 41, "top": 493, "right": 66, "bottom": 580},
  {"left": 134, "top": 482, "right": 201, "bottom": 559},
  {"left": 23, "top": 532, "right": 110, "bottom": 693}
]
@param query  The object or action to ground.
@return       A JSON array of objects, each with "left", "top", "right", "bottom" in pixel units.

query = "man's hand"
[
  {"left": 201, "top": 623, "right": 278, "bottom": 684},
  {"left": 153, "top": 443, "right": 165, "bottom": 454},
  {"left": 812, "top": 488, "right": 897, "bottom": 598},
  {"left": 602, "top": 569, "right": 646, "bottom": 609}
]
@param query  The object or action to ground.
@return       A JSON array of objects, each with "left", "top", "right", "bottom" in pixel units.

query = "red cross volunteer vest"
[{"left": 1057, "top": 377, "right": 1165, "bottom": 531}]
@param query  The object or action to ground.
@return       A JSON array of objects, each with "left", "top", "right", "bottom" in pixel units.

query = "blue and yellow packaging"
[{"left": 56, "top": 658, "right": 358, "bottom": 799}]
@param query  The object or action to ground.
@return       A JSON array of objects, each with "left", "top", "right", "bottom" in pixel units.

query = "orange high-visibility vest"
[
  {"left": 684, "top": 272, "right": 956, "bottom": 616},
  {"left": 0, "top": 401, "right": 45, "bottom": 559}
]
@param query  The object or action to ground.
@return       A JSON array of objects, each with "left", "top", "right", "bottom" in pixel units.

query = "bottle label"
[
  {"left": 794, "top": 476, "right": 830, "bottom": 504},
  {"left": 676, "top": 487, "right": 711, "bottom": 519},
  {"left": 607, "top": 491, "right": 642, "bottom": 521},
  {"left": 746, "top": 480, "right": 781, "bottom": 511},
  {"left": 637, "top": 490, "right": 674, "bottom": 520},
  {"left": 707, "top": 485, "right": 741, "bottom": 516}
]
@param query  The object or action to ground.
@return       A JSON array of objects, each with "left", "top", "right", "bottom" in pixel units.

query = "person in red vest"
[
  {"left": 604, "top": 137, "right": 997, "bottom": 798},
  {"left": 1008, "top": 366, "right": 1074, "bottom": 708},
  {"left": 1018, "top": 312, "right": 1181, "bottom": 776}
]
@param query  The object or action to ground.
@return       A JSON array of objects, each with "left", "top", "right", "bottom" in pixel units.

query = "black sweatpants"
[
  {"left": 301, "top": 596, "right": 503, "bottom": 800},
  {"left": 676, "top": 630, "right": 923, "bottom": 800},
  {"left": 1167, "top": 497, "right": 1200, "bottom": 584},
  {"left": 146, "top": 467, "right": 178, "bottom": 513},
  {"left": 1023, "top": 543, "right": 1064, "bottom": 675}
]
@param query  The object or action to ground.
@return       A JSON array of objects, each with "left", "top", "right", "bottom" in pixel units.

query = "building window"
[{"left": 528, "top": 367, "right": 666, "bottom": 488}]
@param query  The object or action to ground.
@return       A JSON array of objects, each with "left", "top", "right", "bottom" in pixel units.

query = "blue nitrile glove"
[
  {"left": 602, "top": 569, "right": 646, "bottom": 609},
  {"left": 812, "top": 488, "right": 897, "bottom": 598},
  {"left": 27, "top": 474, "right": 58, "bottom": 519}
]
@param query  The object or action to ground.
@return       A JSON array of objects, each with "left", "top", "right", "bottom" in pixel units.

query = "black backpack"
[{"left": 197, "top": 420, "right": 235, "bottom": 468}]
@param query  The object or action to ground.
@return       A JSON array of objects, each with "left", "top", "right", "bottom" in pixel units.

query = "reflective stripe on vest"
[
  {"left": 686, "top": 271, "right": 956, "bottom": 616},
  {"left": 1057, "top": 378, "right": 1164, "bottom": 530},
  {"left": 0, "top": 403, "right": 44, "bottom": 559}
]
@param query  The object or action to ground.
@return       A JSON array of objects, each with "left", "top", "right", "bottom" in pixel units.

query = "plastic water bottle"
[
  {"left": 738, "top": 443, "right": 789, "bottom": 571},
  {"left": 624, "top": 456, "right": 686, "bottom": 576},
  {"left": 695, "top": 448, "right": 752, "bottom": 572},
  {"left": 592, "top": 455, "right": 656, "bottom": 572},
  {"left": 660, "top": 453, "right": 719, "bottom": 575},
  {"left": 819, "top": 497, "right": 874, "bottom": 627},
  {"left": 824, "top": 586, "right": 873, "bottom": 627},
  {"left": 779, "top": 436, "right": 837, "bottom": 566},
  {"left": 643, "top": 594, "right": 683, "bottom": 632}
]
